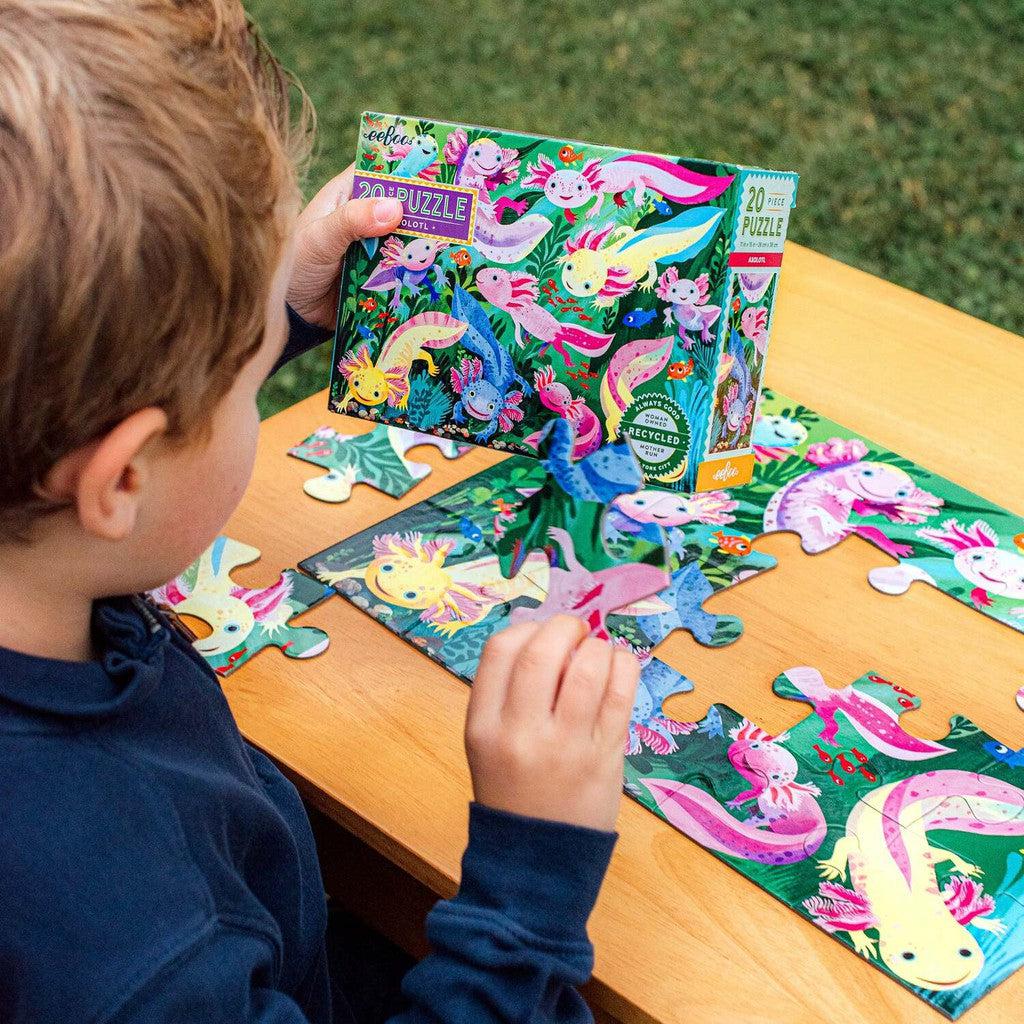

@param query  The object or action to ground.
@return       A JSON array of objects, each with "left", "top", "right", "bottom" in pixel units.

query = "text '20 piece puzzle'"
[{"left": 329, "top": 112, "right": 798, "bottom": 492}]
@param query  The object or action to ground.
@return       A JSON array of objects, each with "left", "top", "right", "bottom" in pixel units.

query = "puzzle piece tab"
[
  {"left": 289, "top": 424, "right": 470, "bottom": 503},
  {"left": 151, "top": 537, "right": 332, "bottom": 676}
]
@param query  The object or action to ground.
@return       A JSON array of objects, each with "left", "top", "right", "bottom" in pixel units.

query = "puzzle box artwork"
[{"left": 329, "top": 112, "right": 798, "bottom": 491}]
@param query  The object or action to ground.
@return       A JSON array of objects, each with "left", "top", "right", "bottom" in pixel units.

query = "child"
[{"left": 0, "top": 2, "right": 641, "bottom": 1022}]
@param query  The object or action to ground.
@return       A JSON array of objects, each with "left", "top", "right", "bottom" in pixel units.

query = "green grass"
[{"left": 252, "top": 0, "right": 1024, "bottom": 418}]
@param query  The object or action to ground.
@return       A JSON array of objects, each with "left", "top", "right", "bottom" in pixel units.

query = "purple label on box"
[{"left": 351, "top": 171, "right": 477, "bottom": 245}]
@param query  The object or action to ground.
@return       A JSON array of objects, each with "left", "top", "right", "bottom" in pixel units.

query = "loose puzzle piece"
[
  {"left": 288, "top": 424, "right": 470, "bottom": 503},
  {"left": 625, "top": 666, "right": 1024, "bottom": 1019},
  {"left": 492, "top": 418, "right": 671, "bottom": 640},
  {"left": 150, "top": 537, "right": 332, "bottom": 676}
]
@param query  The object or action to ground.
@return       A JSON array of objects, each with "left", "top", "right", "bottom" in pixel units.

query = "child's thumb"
[{"left": 319, "top": 196, "right": 403, "bottom": 258}]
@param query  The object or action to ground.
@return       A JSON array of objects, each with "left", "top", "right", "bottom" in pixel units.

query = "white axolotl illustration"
[{"left": 869, "top": 517, "right": 1024, "bottom": 617}]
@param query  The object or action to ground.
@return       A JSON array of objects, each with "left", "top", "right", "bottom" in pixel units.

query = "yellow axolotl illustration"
[
  {"left": 321, "top": 531, "right": 550, "bottom": 636},
  {"left": 338, "top": 311, "right": 467, "bottom": 409},
  {"left": 804, "top": 769, "right": 1024, "bottom": 991},
  {"left": 558, "top": 207, "right": 725, "bottom": 308}
]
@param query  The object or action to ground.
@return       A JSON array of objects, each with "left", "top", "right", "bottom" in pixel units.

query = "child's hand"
[
  {"left": 465, "top": 616, "right": 640, "bottom": 832},
  {"left": 287, "top": 165, "right": 403, "bottom": 328}
]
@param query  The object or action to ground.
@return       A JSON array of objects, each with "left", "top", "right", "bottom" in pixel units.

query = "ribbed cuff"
[
  {"left": 273, "top": 304, "right": 334, "bottom": 375},
  {"left": 453, "top": 803, "right": 617, "bottom": 941}
]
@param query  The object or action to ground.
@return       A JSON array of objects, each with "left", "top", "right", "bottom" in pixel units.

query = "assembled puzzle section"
[
  {"left": 298, "top": 433, "right": 692, "bottom": 704},
  {"left": 288, "top": 424, "right": 470, "bottom": 503},
  {"left": 330, "top": 111, "right": 798, "bottom": 491},
  {"left": 626, "top": 666, "right": 1024, "bottom": 1019},
  {"left": 151, "top": 537, "right": 332, "bottom": 676},
  {"left": 610, "top": 388, "right": 1024, "bottom": 648}
]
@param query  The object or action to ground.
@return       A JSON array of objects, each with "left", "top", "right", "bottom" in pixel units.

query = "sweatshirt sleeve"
[
  {"left": 270, "top": 304, "right": 334, "bottom": 377},
  {"left": 389, "top": 803, "right": 617, "bottom": 1024}
]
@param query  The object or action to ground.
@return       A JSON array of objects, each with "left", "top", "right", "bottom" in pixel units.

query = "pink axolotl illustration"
[
  {"left": 442, "top": 131, "right": 552, "bottom": 264},
  {"left": 656, "top": 267, "right": 721, "bottom": 347},
  {"left": 530, "top": 367, "right": 602, "bottom": 459},
  {"left": 740, "top": 305, "right": 770, "bottom": 357},
  {"left": 641, "top": 719, "right": 828, "bottom": 865},
  {"left": 474, "top": 267, "right": 614, "bottom": 366},
  {"left": 509, "top": 527, "right": 669, "bottom": 641},
  {"left": 763, "top": 438, "right": 943, "bottom": 558},
  {"left": 363, "top": 236, "right": 449, "bottom": 309},
  {"left": 778, "top": 667, "right": 953, "bottom": 759},
  {"left": 523, "top": 152, "right": 734, "bottom": 224},
  {"left": 442, "top": 128, "right": 526, "bottom": 221}
]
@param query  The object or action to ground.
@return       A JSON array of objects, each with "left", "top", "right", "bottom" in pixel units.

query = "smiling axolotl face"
[
  {"left": 396, "top": 237, "right": 448, "bottom": 270},
  {"left": 614, "top": 491, "right": 706, "bottom": 528},
  {"left": 955, "top": 546, "right": 1024, "bottom": 599},
  {"left": 752, "top": 412, "right": 808, "bottom": 449},
  {"left": 662, "top": 276, "right": 705, "bottom": 305},
  {"left": 408, "top": 133, "right": 438, "bottom": 163},
  {"left": 460, "top": 379, "right": 503, "bottom": 423},
  {"left": 841, "top": 462, "right": 917, "bottom": 504},
  {"left": 542, "top": 168, "right": 596, "bottom": 209},
  {"left": 463, "top": 137, "right": 506, "bottom": 177}
]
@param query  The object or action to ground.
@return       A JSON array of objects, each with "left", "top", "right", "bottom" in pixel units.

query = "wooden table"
[{"left": 226, "top": 242, "right": 1024, "bottom": 1023}]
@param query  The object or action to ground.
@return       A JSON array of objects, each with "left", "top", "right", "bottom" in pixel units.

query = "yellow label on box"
[{"left": 696, "top": 452, "right": 755, "bottom": 491}]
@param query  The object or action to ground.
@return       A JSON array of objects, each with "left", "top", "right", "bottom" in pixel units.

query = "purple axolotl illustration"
[
  {"left": 363, "top": 235, "right": 449, "bottom": 309},
  {"left": 657, "top": 267, "right": 721, "bottom": 347},
  {"left": 764, "top": 437, "right": 943, "bottom": 558}
]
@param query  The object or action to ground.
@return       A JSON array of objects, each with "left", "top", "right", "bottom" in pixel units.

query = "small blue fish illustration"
[
  {"left": 459, "top": 516, "right": 484, "bottom": 544},
  {"left": 698, "top": 706, "right": 724, "bottom": 739},
  {"left": 355, "top": 324, "right": 375, "bottom": 341},
  {"left": 621, "top": 308, "right": 658, "bottom": 329},
  {"left": 984, "top": 740, "right": 1024, "bottom": 768},
  {"left": 652, "top": 198, "right": 673, "bottom": 215}
]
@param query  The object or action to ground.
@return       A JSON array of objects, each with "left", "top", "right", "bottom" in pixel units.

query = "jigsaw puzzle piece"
[
  {"left": 289, "top": 424, "right": 470, "bottom": 503},
  {"left": 626, "top": 658, "right": 701, "bottom": 756},
  {"left": 489, "top": 418, "right": 670, "bottom": 642},
  {"left": 150, "top": 537, "right": 332, "bottom": 676},
  {"left": 866, "top": 519, "right": 1024, "bottom": 635}
]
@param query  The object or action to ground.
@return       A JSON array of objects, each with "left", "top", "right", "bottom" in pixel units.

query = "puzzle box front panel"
[{"left": 330, "top": 112, "right": 797, "bottom": 491}]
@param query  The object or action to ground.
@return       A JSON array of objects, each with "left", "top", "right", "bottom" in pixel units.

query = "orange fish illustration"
[
  {"left": 450, "top": 248, "right": 472, "bottom": 267},
  {"left": 558, "top": 145, "right": 583, "bottom": 164},
  {"left": 712, "top": 531, "right": 752, "bottom": 556},
  {"left": 1015, "top": 532, "right": 1024, "bottom": 551},
  {"left": 667, "top": 358, "right": 694, "bottom": 381},
  {"left": 358, "top": 297, "right": 378, "bottom": 311}
]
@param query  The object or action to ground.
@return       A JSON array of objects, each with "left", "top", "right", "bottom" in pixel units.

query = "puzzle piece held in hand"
[
  {"left": 490, "top": 418, "right": 670, "bottom": 640},
  {"left": 151, "top": 536, "right": 331, "bottom": 676},
  {"left": 289, "top": 424, "right": 470, "bottom": 503}
]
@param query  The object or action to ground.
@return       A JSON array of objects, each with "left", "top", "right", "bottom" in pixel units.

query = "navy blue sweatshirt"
[{"left": 0, "top": 310, "right": 617, "bottom": 1024}]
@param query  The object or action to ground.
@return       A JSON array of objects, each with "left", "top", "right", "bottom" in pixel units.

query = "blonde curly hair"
[{"left": 0, "top": 0, "right": 314, "bottom": 539}]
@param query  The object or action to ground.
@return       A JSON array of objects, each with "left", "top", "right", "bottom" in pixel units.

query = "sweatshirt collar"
[{"left": 0, "top": 596, "right": 168, "bottom": 719}]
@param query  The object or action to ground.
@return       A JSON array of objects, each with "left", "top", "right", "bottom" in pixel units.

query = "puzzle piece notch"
[
  {"left": 151, "top": 536, "right": 332, "bottom": 676},
  {"left": 289, "top": 424, "right": 470, "bottom": 504}
]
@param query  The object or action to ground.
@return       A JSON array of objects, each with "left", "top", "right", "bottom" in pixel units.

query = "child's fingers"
[
  {"left": 300, "top": 165, "right": 356, "bottom": 222},
  {"left": 596, "top": 646, "right": 642, "bottom": 745},
  {"left": 503, "top": 615, "right": 586, "bottom": 723},
  {"left": 555, "top": 636, "right": 613, "bottom": 730},
  {"left": 469, "top": 622, "right": 538, "bottom": 727}
]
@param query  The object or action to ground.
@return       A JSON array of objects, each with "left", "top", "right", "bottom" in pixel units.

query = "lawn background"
[{"left": 251, "top": 0, "right": 1024, "bottom": 418}]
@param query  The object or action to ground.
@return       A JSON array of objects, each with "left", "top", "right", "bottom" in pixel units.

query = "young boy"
[{"left": 0, "top": 3, "right": 641, "bottom": 1022}]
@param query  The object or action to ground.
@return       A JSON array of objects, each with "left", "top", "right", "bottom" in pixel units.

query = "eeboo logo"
[{"left": 712, "top": 461, "right": 741, "bottom": 482}]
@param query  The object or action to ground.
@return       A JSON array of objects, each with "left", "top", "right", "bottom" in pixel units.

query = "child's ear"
[{"left": 44, "top": 408, "right": 168, "bottom": 541}]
